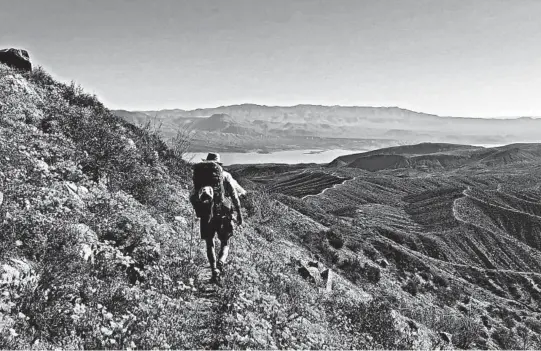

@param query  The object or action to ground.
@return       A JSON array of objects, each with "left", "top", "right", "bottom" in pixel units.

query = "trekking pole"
[{"left": 190, "top": 208, "right": 196, "bottom": 262}]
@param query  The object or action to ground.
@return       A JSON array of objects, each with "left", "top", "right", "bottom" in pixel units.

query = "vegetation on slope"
[
  {"left": 0, "top": 64, "right": 438, "bottom": 349},
  {"left": 240, "top": 148, "right": 541, "bottom": 349}
]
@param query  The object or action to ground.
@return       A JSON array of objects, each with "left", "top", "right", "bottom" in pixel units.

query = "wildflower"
[
  {"left": 100, "top": 327, "right": 113, "bottom": 336},
  {"left": 73, "top": 303, "right": 86, "bottom": 315},
  {"left": 15, "top": 240, "right": 22, "bottom": 246},
  {"left": 9, "top": 328, "right": 18, "bottom": 337}
]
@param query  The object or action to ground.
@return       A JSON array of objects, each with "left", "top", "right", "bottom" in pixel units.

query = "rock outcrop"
[
  {"left": 297, "top": 260, "right": 334, "bottom": 291},
  {"left": 0, "top": 48, "right": 32, "bottom": 72}
]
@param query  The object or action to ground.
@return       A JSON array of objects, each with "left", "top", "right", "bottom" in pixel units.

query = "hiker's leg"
[
  {"left": 218, "top": 237, "right": 230, "bottom": 265},
  {"left": 201, "top": 217, "right": 217, "bottom": 270},
  {"left": 217, "top": 217, "right": 234, "bottom": 265},
  {"left": 205, "top": 238, "right": 217, "bottom": 270}
]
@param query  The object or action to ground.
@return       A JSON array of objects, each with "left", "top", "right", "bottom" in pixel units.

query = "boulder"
[
  {"left": 68, "top": 223, "right": 98, "bottom": 243},
  {"left": 298, "top": 265, "right": 322, "bottom": 285},
  {"left": 439, "top": 332, "right": 452, "bottom": 344},
  {"left": 376, "top": 258, "right": 390, "bottom": 268},
  {"left": 308, "top": 261, "right": 321, "bottom": 269},
  {"left": 77, "top": 186, "right": 89, "bottom": 196},
  {"left": 125, "top": 138, "right": 136, "bottom": 150},
  {"left": 34, "top": 159, "right": 49, "bottom": 173},
  {"left": 321, "top": 268, "right": 334, "bottom": 292},
  {"left": 0, "top": 48, "right": 32, "bottom": 72},
  {"left": 64, "top": 181, "right": 78, "bottom": 194}
]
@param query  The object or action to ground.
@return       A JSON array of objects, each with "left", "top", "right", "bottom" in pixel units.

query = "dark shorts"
[{"left": 200, "top": 216, "right": 234, "bottom": 241}]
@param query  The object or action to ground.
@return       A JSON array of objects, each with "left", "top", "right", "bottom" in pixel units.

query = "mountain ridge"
[
  {"left": 114, "top": 105, "right": 541, "bottom": 150},
  {"left": 123, "top": 103, "right": 540, "bottom": 120}
]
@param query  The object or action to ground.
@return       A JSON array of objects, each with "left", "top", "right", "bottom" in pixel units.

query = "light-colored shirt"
[
  {"left": 224, "top": 171, "right": 247, "bottom": 197},
  {"left": 223, "top": 170, "right": 245, "bottom": 209}
]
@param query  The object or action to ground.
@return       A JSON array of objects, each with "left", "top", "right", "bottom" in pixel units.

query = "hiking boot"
[{"left": 210, "top": 268, "right": 221, "bottom": 284}]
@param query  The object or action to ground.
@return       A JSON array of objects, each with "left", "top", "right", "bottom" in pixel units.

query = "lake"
[
  {"left": 183, "top": 149, "right": 364, "bottom": 166},
  {"left": 184, "top": 143, "right": 510, "bottom": 166}
]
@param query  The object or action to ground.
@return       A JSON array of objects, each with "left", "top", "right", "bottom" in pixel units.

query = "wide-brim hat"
[{"left": 202, "top": 152, "right": 222, "bottom": 164}]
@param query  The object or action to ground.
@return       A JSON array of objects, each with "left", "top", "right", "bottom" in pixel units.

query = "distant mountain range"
[{"left": 113, "top": 104, "right": 541, "bottom": 150}]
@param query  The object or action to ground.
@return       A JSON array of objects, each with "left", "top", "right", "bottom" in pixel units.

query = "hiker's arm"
[
  {"left": 231, "top": 191, "right": 241, "bottom": 213},
  {"left": 226, "top": 179, "right": 242, "bottom": 213},
  {"left": 233, "top": 195, "right": 243, "bottom": 225},
  {"left": 224, "top": 174, "right": 243, "bottom": 224}
]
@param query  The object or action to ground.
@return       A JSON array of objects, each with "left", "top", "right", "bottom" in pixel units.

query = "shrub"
[
  {"left": 492, "top": 326, "right": 519, "bottom": 350},
  {"left": 338, "top": 256, "right": 364, "bottom": 284},
  {"left": 433, "top": 274, "right": 449, "bottom": 288},
  {"left": 402, "top": 276, "right": 421, "bottom": 296},
  {"left": 255, "top": 225, "right": 275, "bottom": 242},
  {"left": 244, "top": 188, "right": 282, "bottom": 223},
  {"left": 326, "top": 228, "right": 345, "bottom": 249},
  {"left": 170, "top": 125, "right": 194, "bottom": 160},
  {"left": 364, "top": 263, "right": 382, "bottom": 283},
  {"left": 362, "top": 245, "right": 378, "bottom": 260},
  {"left": 346, "top": 240, "right": 362, "bottom": 253},
  {"left": 403, "top": 306, "right": 482, "bottom": 349}
]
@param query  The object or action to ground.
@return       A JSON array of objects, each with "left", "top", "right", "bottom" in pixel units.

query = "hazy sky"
[{"left": 2, "top": 0, "right": 541, "bottom": 116}]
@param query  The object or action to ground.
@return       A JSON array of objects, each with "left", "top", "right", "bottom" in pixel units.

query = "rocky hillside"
[{"left": 0, "top": 60, "right": 455, "bottom": 349}]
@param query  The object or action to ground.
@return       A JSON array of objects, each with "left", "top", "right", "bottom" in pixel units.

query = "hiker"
[{"left": 190, "top": 153, "right": 245, "bottom": 282}]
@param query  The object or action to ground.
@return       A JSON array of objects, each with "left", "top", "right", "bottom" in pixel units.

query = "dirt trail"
[{"left": 301, "top": 176, "right": 359, "bottom": 200}]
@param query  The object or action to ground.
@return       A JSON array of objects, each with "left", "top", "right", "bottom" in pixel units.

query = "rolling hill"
[
  {"left": 329, "top": 142, "right": 541, "bottom": 172},
  {"left": 232, "top": 142, "right": 541, "bottom": 349}
]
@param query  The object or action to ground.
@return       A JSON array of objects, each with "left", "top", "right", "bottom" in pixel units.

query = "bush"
[
  {"left": 402, "top": 276, "right": 421, "bottom": 296},
  {"left": 244, "top": 188, "right": 282, "bottom": 223},
  {"left": 326, "top": 228, "right": 345, "bottom": 249},
  {"left": 255, "top": 225, "right": 275, "bottom": 242},
  {"left": 364, "top": 263, "right": 382, "bottom": 283},
  {"left": 492, "top": 326, "right": 519, "bottom": 350},
  {"left": 433, "top": 274, "right": 449, "bottom": 288},
  {"left": 338, "top": 256, "right": 367, "bottom": 284},
  {"left": 403, "top": 306, "right": 482, "bottom": 349}
]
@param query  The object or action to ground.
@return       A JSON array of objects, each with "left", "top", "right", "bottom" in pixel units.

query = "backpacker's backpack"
[{"left": 192, "top": 161, "right": 225, "bottom": 218}]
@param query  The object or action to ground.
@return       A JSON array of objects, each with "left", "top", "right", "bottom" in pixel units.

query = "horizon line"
[{"left": 112, "top": 103, "right": 541, "bottom": 120}]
